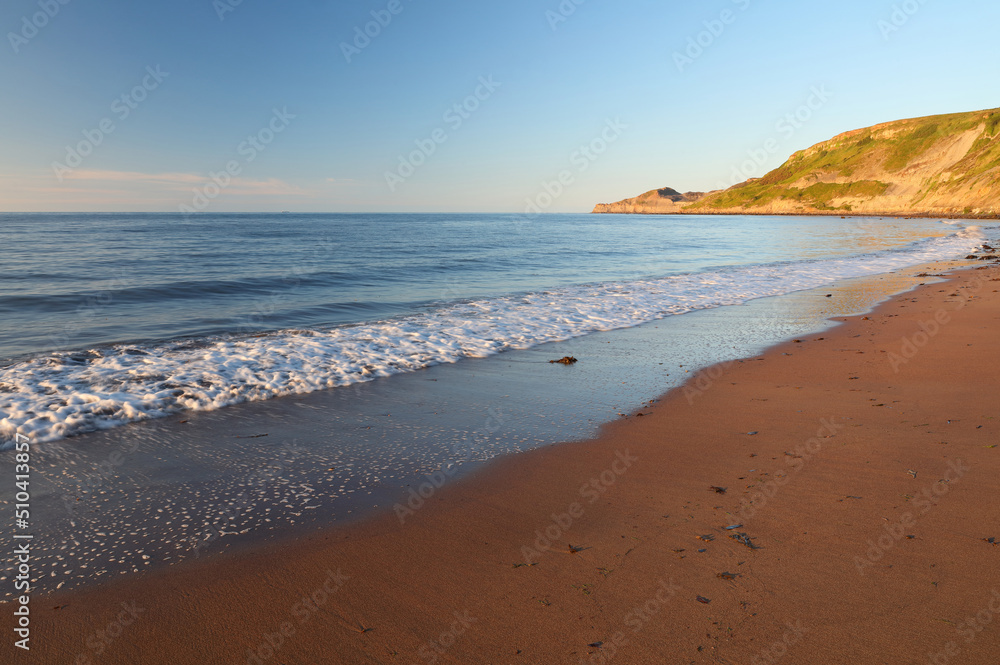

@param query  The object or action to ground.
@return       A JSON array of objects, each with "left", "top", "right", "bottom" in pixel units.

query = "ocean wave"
[{"left": 0, "top": 228, "right": 987, "bottom": 447}]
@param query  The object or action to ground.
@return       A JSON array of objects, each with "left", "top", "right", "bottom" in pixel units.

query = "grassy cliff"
[{"left": 594, "top": 108, "right": 1000, "bottom": 217}]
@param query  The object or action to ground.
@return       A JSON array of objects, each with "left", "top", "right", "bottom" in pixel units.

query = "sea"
[
  {"left": 0, "top": 212, "right": 996, "bottom": 597},
  {"left": 1, "top": 212, "right": 991, "bottom": 446}
]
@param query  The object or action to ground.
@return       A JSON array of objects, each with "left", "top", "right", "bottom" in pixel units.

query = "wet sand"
[
  {"left": 6, "top": 265, "right": 937, "bottom": 604},
  {"left": 8, "top": 262, "right": 1000, "bottom": 664}
]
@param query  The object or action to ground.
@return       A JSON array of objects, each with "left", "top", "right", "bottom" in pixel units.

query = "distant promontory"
[{"left": 594, "top": 108, "right": 1000, "bottom": 218}]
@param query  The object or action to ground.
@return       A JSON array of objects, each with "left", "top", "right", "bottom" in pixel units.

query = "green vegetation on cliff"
[
  {"left": 596, "top": 107, "right": 1000, "bottom": 217},
  {"left": 697, "top": 180, "right": 890, "bottom": 211}
]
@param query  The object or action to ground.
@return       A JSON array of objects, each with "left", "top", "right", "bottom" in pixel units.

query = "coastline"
[
  {"left": 591, "top": 209, "right": 1000, "bottom": 220},
  {"left": 8, "top": 261, "right": 1000, "bottom": 664},
  {"left": 2, "top": 258, "right": 971, "bottom": 604}
]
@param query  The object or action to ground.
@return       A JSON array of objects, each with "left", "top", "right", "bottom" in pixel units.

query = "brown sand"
[{"left": 8, "top": 263, "right": 1000, "bottom": 665}]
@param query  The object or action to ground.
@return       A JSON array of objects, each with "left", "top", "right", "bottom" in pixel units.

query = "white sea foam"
[{"left": 0, "top": 228, "right": 989, "bottom": 446}]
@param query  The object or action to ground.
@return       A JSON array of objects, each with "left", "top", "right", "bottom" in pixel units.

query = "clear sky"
[{"left": 1, "top": 0, "right": 997, "bottom": 213}]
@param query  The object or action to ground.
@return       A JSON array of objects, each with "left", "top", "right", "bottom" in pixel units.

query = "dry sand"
[{"left": 8, "top": 262, "right": 1000, "bottom": 665}]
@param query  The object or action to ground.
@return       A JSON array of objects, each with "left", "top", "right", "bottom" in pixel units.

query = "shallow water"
[{"left": 0, "top": 213, "right": 993, "bottom": 445}]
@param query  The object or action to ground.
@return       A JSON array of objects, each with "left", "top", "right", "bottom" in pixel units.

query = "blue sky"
[{"left": 1, "top": 0, "right": 997, "bottom": 213}]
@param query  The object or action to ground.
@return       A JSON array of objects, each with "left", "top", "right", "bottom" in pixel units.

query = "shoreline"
[
  {"left": 8, "top": 261, "right": 1000, "bottom": 664},
  {"left": 2, "top": 260, "right": 969, "bottom": 603},
  {"left": 591, "top": 210, "right": 1000, "bottom": 220}
]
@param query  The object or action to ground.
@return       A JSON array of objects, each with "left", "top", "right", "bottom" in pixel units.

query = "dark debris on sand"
[{"left": 729, "top": 532, "right": 760, "bottom": 550}]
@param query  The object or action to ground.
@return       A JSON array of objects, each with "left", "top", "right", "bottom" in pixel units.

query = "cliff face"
[{"left": 594, "top": 108, "right": 1000, "bottom": 217}]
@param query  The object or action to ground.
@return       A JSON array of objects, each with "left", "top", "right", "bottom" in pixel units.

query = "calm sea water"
[{"left": 0, "top": 212, "right": 992, "bottom": 445}]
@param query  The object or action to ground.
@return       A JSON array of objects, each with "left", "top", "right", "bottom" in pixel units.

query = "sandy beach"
[{"left": 8, "top": 260, "right": 1000, "bottom": 665}]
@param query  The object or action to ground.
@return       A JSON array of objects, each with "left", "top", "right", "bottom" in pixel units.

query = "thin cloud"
[
  {"left": 0, "top": 169, "right": 320, "bottom": 211},
  {"left": 54, "top": 169, "right": 310, "bottom": 197},
  {"left": 64, "top": 170, "right": 206, "bottom": 185}
]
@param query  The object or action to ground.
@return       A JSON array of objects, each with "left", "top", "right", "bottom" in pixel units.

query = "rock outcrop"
[{"left": 593, "top": 187, "right": 705, "bottom": 214}]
